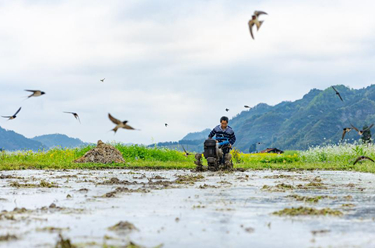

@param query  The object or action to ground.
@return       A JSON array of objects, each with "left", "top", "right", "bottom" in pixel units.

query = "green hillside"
[{"left": 164, "top": 85, "right": 375, "bottom": 152}]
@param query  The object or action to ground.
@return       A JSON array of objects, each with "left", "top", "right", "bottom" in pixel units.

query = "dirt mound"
[{"left": 74, "top": 140, "right": 125, "bottom": 164}]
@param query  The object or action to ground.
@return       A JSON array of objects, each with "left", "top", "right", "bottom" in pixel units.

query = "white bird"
[{"left": 248, "top": 11, "right": 268, "bottom": 40}]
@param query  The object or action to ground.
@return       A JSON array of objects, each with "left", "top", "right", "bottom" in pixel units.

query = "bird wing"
[
  {"left": 64, "top": 112, "right": 74, "bottom": 114},
  {"left": 363, "top": 156, "right": 375, "bottom": 163},
  {"left": 123, "top": 124, "right": 135, "bottom": 130},
  {"left": 338, "top": 93, "right": 343, "bottom": 101},
  {"left": 331, "top": 86, "right": 338, "bottom": 93},
  {"left": 364, "top": 124, "right": 374, "bottom": 131},
  {"left": 341, "top": 130, "right": 347, "bottom": 141},
  {"left": 353, "top": 157, "right": 362, "bottom": 165},
  {"left": 350, "top": 124, "right": 359, "bottom": 132},
  {"left": 2, "top": 116, "right": 11, "bottom": 118},
  {"left": 25, "top": 90, "right": 37, "bottom": 93},
  {"left": 14, "top": 107, "right": 22, "bottom": 116},
  {"left": 181, "top": 145, "right": 188, "bottom": 154},
  {"left": 75, "top": 114, "right": 81, "bottom": 123},
  {"left": 254, "top": 11, "right": 267, "bottom": 16},
  {"left": 248, "top": 21, "right": 255, "bottom": 39},
  {"left": 108, "top": 113, "right": 122, "bottom": 125}
]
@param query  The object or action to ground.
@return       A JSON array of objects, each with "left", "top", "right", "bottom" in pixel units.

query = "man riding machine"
[{"left": 195, "top": 116, "right": 236, "bottom": 171}]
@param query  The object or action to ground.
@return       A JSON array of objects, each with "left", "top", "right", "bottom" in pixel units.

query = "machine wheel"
[
  {"left": 194, "top": 153, "right": 204, "bottom": 171},
  {"left": 224, "top": 153, "right": 233, "bottom": 170},
  {"left": 207, "top": 157, "right": 218, "bottom": 171}
]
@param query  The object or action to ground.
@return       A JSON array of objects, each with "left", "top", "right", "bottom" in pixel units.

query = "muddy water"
[{"left": 0, "top": 169, "right": 374, "bottom": 248}]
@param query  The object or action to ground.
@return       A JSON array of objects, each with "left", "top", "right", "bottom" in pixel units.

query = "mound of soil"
[{"left": 74, "top": 140, "right": 125, "bottom": 164}]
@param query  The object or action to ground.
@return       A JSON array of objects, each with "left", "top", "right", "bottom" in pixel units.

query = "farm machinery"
[{"left": 195, "top": 137, "right": 233, "bottom": 171}]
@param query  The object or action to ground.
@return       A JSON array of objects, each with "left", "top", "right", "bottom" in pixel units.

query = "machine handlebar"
[{"left": 212, "top": 136, "right": 230, "bottom": 146}]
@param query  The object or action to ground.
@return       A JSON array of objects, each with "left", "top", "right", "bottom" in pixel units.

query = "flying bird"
[
  {"left": 25, "top": 90, "right": 45, "bottom": 98},
  {"left": 350, "top": 124, "right": 374, "bottom": 136},
  {"left": 225, "top": 108, "right": 229, "bottom": 112},
  {"left": 100, "top": 78, "right": 105, "bottom": 82},
  {"left": 2, "top": 107, "right": 21, "bottom": 120},
  {"left": 181, "top": 145, "right": 192, "bottom": 157},
  {"left": 165, "top": 123, "right": 168, "bottom": 127},
  {"left": 108, "top": 113, "right": 136, "bottom": 133},
  {"left": 64, "top": 112, "right": 80, "bottom": 123},
  {"left": 353, "top": 156, "right": 375, "bottom": 165},
  {"left": 341, "top": 127, "right": 352, "bottom": 141},
  {"left": 244, "top": 105, "right": 251, "bottom": 109},
  {"left": 248, "top": 11, "right": 268, "bottom": 40},
  {"left": 331, "top": 86, "right": 343, "bottom": 101}
]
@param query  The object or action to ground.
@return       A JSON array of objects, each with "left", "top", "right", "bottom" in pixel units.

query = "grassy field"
[{"left": 1, "top": 143, "right": 375, "bottom": 173}]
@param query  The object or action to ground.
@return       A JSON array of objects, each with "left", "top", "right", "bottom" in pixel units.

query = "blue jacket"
[{"left": 208, "top": 125, "right": 236, "bottom": 145}]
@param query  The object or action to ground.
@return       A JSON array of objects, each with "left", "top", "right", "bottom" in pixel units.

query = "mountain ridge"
[
  {"left": 0, "top": 126, "right": 46, "bottom": 151},
  {"left": 0, "top": 127, "right": 88, "bottom": 151},
  {"left": 32, "top": 134, "right": 87, "bottom": 149},
  {"left": 172, "top": 85, "right": 375, "bottom": 152}
]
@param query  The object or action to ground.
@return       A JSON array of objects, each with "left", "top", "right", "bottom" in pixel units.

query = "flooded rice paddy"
[{"left": 0, "top": 169, "right": 375, "bottom": 248}]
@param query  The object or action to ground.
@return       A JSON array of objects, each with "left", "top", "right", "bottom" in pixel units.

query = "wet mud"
[{"left": 0, "top": 169, "right": 374, "bottom": 247}]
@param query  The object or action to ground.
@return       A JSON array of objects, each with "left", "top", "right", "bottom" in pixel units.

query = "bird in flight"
[
  {"left": 25, "top": 90, "right": 45, "bottom": 98},
  {"left": 248, "top": 10, "right": 267, "bottom": 40},
  {"left": 64, "top": 112, "right": 81, "bottom": 123},
  {"left": 331, "top": 86, "right": 343, "bottom": 101},
  {"left": 165, "top": 123, "right": 168, "bottom": 127},
  {"left": 181, "top": 145, "right": 192, "bottom": 157},
  {"left": 244, "top": 105, "right": 251, "bottom": 109},
  {"left": 225, "top": 108, "right": 229, "bottom": 112},
  {"left": 108, "top": 113, "right": 137, "bottom": 133},
  {"left": 2, "top": 107, "right": 22, "bottom": 120},
  {"left": 100, "top": 78, "right": 105, "bottom": 82},
  {"left": 350, "top": 124, "right": 374, "bottom": 136},
  {"left": 353, "top": 156, "right": 375, "bottom": 165},
  {"left": 341, "top": 127, "right": 352, "bottom": 141}
]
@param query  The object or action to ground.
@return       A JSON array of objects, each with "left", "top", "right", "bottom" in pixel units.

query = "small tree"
[{"left": 361, "top": 125, "right": 372, "bottom": 144}]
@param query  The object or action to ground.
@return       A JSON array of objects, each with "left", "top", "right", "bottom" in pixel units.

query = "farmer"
[{"left": 208, "top": 116, "right": 236, "bottom": 166}]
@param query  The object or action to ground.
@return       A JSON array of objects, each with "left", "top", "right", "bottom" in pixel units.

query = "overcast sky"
[{"left": 0, "top": 0, "right": 375, "bottom": 145}]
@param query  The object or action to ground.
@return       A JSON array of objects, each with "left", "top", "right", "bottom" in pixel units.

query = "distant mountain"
[
  {"left": 32, "top": 134, "right": 87, "bottom": 149},
  {"left": 0, "top": 126, "right": 46, "bottom": 151},
  {"left": 181, "top": 129, "right": 210, "bottom": 141},
  {"left": 159, "top": 85, "right": 375, "bottom": 152}
]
